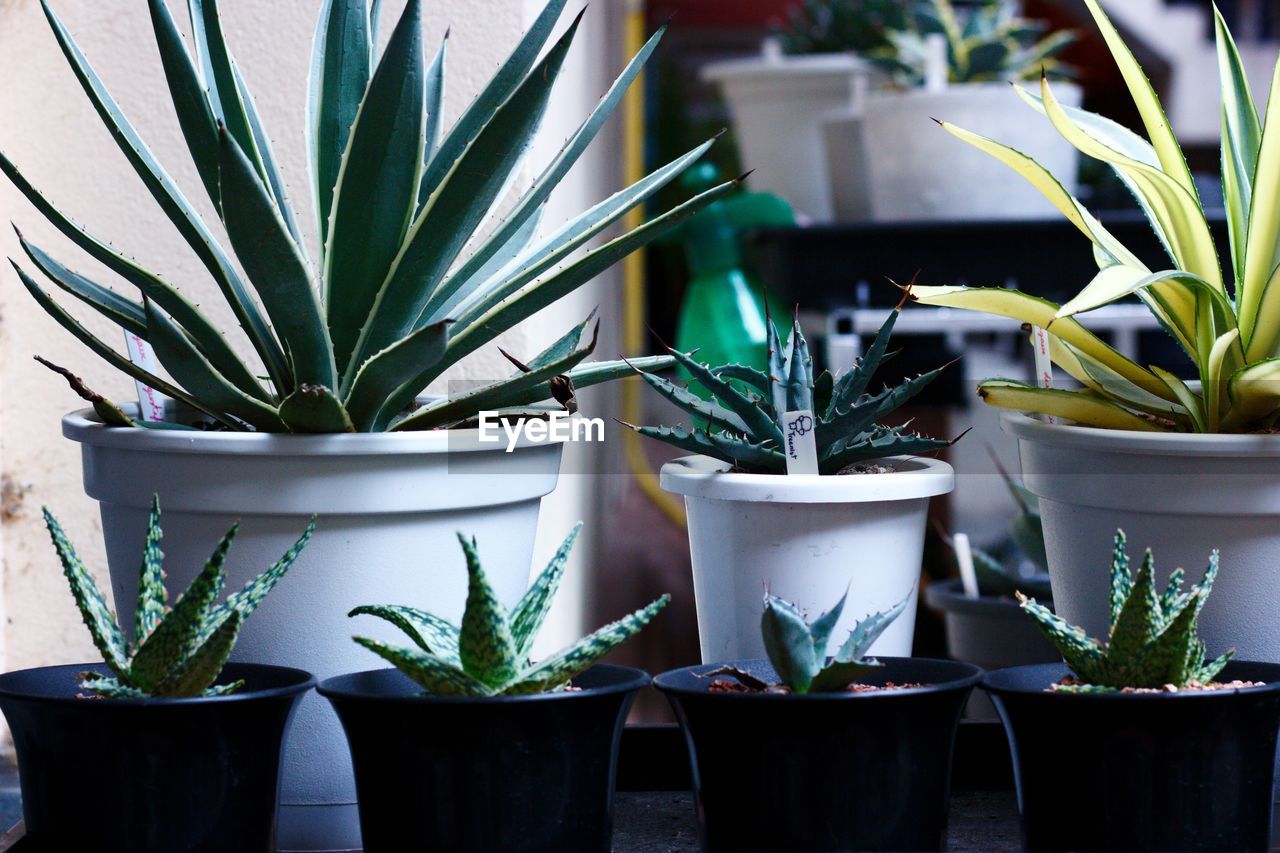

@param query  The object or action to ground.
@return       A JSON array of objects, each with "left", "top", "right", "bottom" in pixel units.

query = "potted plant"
[
  {"left": 319, "top": 524, "right": 668, "bottom": 852},
  {"left": 926, "top": 466, "right": 1057, "bottom": 717},
  {"left": 912, "top": 0, "right": 1280, "bottom": 664},
  {"left": 821, "top": 0, "right": 1080, "bottom": 222},
  {"left": 626, "top": 303, "right": 957, "bottom": 661},
  {"left": 0, "top": 497, "right": 315, "bottom": 851},
  {"left": 6, "top": 0, "right": 724, "bottom": 843},
  {"left": 986, "top": 530, "right": 1280, "bottom": 851},
  {"left": 655, "top": 589, "right": 981, "bottom": 851}
]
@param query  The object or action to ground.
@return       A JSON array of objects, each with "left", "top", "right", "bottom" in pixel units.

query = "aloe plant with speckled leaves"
[
  {"left": 46, "top": 495, "right": 313, "bottom": 698},
  {"left": 624, "top": 304, "right": 956, "bottom": 474},
  {"left": 7, "top": 0, "right": 724, "bottom": 432},
  {"left": 350, "top": 525, "right": 668, "bottom": 696},
  {"left": 1018, "top": 530, "right": 1233, "bottom": 692}
]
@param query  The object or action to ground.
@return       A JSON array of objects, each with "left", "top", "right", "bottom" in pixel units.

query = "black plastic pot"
[
  {"left": 985, "top": 661, "right": 1280, "bottom": 852},
  {"left": 0, "top": 661, "right": 313, "bottom": 853},
  {"left": 319, "top": 663, "right": 647, "bottom": 853},
  {"left": 654, "top": 657, "right": 982, "bottom": 852}
]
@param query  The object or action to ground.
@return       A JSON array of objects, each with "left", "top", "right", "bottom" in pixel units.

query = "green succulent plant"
[
  {"left": 761, "top": 589, "right": 910, "bottom": 694},
  {"left": 7, "top": 0, "right": 729, "bottom": 433},
  {"left": 780, "top": 0, "right": 1073, "bottom": 87},
  {"left": 45, "top": 496, "right": 313, "bottom": 698},
  {"left": 1018, "top": 530, "right": 1232, "bottom": 692},
  {"left": 623, "top": 305, "right": 955, "bottom": 474},
  {"left": 350, "top": 525, "right": 668, "bottom": 696},
  {"left": 914, "top": 0, "right": 1280, "bottom": 433}
]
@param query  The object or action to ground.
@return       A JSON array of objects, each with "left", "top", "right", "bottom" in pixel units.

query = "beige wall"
[{"left": 0, "top": 0, "right": 621, "bottom": 669}]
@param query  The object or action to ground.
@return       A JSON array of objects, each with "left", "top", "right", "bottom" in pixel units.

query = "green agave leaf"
[
  {"left": 829, "top": 306, "right": 900, "bottom": 415},
  {"left": 353, "top": 636, "right": 491, "bottom": 696},
  {"left": 834, "top": 592, "right": 910, "bottom": 662},
  {"left": 819, "top": 425, "right": 951, "bottom": 473},
  {"left": 129, "top": 524, "right": 236, "bottom": 691},
  {"left": 144, "top": 300, "right": 285, "bottom": 432},
  {"left": 1213, "top": 7, "right": 1261, "bottom": 284},
  {"left": 1109, "top": 530, "right": 1132, "bottom": 629},
  {"left": 627, "top": 423, "right": 785, "bottom": 472},
  {"left": 233, "top": 60, "right": 307, "bottom": 251},
  {"left": 761, "top": 594, "right": 818, "bottom": 693},
  {"left": 152, "top": 610, "right": 242, "bottom": 697},
  {"left": 279, "top": 384, "right": 355, "bottom": 434},
  {"left": 661, "top": 347, "right": 782, "bottom": 444},
  {"left": 343, "top": 320, "right": 451, "bottom": 431},
  {"left": 38, "top": 0, "right": 290, "bottom": 391},
  {"left": 503, "top": 595, "right": 669, "bottom": 695},
  {"left": 818, "top": 363, "right": 950, "bottom": 456},
  {"left": 1107, "top": 549, "right": 1161, "bottom": 671},
  {"left": 43, "top": 508, "right": 129, "bottom": 676},
  {"left": 510, "top": 523, "right": 581, "bottom": 661},
  {"left": 21, "top": 239, "right": 145, "bottom": 337},
  {"left": 135, "top": 495, "right": 166, "bottom": 645},
  {"left": 631, "top": 366, "right": 752, "bottom": 436},
  {"left": 348, "top": 604, "right": 461, "bottom": 666},
  {"left": 78, "top": 673, "right": 147, "bottom": 699},
  {"left": 807, "top": 588, "right": 848, "bottom": 660},
  {"left": 348, "top": 11, "right": 584, "bottom": 380},
  {"left": 809, "top": 659, "right": 881, "bottom": 693},
  {"left": 419, "top": 33, "right": 447, "bottom": 196},
  {"left": 217, "top": 128, "right": 336, "bottom": 392},
  {"left": 308, "top": 0, "right": 373, "bottom": 249},
  {"left": 324, "top": 0, "right": 426, "bottom": 373},
  {"left": 16, "top": 264, "right": 242, "bottom": 430},
  {"left": 1018, "top": 593, "right": 1110, "bottom": 684},
  {"left": 715, "top": 363, "right": 771, "bottom": 397},
  {"left": 457, "top": 534, "right": 519, "bottom": 688}
]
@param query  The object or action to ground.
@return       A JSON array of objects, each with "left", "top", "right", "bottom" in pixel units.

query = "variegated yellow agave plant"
[
  {"left": 913, "top": 0, "right": 1280, "bottom": 434},
  {"left": 5, "top": 0, "right": 723, "bottom": 433}
]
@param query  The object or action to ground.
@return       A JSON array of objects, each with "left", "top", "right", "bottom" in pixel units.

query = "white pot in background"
[
  {"left": 1004, "top": 412, "right": 1280, "bottom": 662},
  {"left": 702, "top": 46, "right": 868, "bottom": 222},
  {"left": 63, "top": 409, "right": 563, "bottom": 853},
  {"left": 843, "top": 81, "right": 1082, "bottom": 222},
  {"left": 661, "top": 454, "right": 954, "bottom": 662}
]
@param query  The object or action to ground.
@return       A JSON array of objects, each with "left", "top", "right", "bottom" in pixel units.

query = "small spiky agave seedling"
[
  {"left": 761, "top": 589, "right": 910, "bottom": 694},
  {"left": 351, "top": 525, "right": 668, "bottom": 696},
  {"left": 624, "top": 304, "right": 955, "bottom": 474},
  {"left": 46, "top": 496, "right": 314, "bottom": 698},
  {"left": 1018, "top": 530, "right": 1233, "bottom": 692}
]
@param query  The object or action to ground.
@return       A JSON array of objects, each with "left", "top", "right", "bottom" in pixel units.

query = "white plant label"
[
  {"left": 782, "top": 409, "right": 820, "bottom": 475},
  {"left": 124, "top": 332, "right": 167, "bottom": 422},
  {"left": 1030, "top": 326, "right": 1058, "bottom": 425},
  {"left": 953, "top": 532, "right": 980, "bottom": 599}
]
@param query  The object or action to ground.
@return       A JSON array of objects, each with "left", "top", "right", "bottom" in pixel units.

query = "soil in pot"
[
  {"left": 985, "top": 661, "right": 1280, "bottom": 852},
  {"left": 654, "top": 657, "right": 981, "bottom": 852},
  {"left": 0, "top": 662, "right": 313, "bottom": 853},
  {"left": 318, "top": 663, "right": 647, "bottom": 853}
]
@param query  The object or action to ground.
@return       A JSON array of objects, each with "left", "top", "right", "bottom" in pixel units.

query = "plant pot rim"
[
  {"left": 317, "top": 663, "right": 649, "bottom": 705},
  {"left": 659, "top": 453, "right": 954, "bottom": 503},
  {"left": 701, "top": 51, "right": 867, "bottom": 84},
  {"left": 866, "top": 79, "right": 1082, "bottom": 104},
  {"left": 983, "top": 661, "right": 1280, "bottom": 701},
  {"left": 923, "top": 577, "right": 1048, "bottom": 614},
  {"left": 654, "top": 657, "right": 982, "bottom": 700},
  {"left": 1001, "top": 411, "right": 1280, "bottom": 457},
  {"left": 62, "top": 405, "right": 568, "bottom": 456},
  {"left": 0, "top": 661, "right": 315, "bottom": 707}
]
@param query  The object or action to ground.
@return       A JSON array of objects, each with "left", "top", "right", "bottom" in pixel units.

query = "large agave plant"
[
  {"left": 350, "top": 525, "right": 668, "bottom": 696},
  {"left": 914, "top": 0, "right": 1280, "bottom": 433},
  {"left": 46, "top": 495, "right": 314, "bottom": 698},
  {"left": 6, "top": 0, "right": 728, "bottom": 432},
  {"left": 624, "top": 305, "right": 955, "bottom": 474}
]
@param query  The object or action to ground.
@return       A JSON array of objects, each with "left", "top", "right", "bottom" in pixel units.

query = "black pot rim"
[
  {"left": 316, "top": 662, "right": 650, "bottom": 705},
  {"left": 0, "top": 661, "right": 316, "bottom": 707},
  {"left": 653, "top": 656, "right": 983, "bottom": 701},
  {"left": 983, "top": 661, "right": 1280, "bottom": 702}
]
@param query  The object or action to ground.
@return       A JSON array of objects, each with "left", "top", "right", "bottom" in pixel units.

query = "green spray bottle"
[{"left": 674, "top": 164, "right": 793, "bottom": 393}]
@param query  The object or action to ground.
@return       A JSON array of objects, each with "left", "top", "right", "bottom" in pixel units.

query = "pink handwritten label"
[{"left": 125, "top": 333, "right": 167, "bottom": 422}]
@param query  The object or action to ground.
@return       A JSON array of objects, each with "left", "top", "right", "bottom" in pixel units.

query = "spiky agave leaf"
[
  {"left": 457, "top": 534, "right": 519, "bottom": 688},
  {"left": 135, "top": 495, "right": 167, "bottom": 643},
  {"left": 509, "top": 523, "right": 581, "bottom": 661},
  {"left": 43, "top": 508, "right": 128, "bottom": 677},
  {"left": 353, "top": 637, "right": 491, "bottom": 697},
  {"left": 761, "top": 594, "right": 819, "bottom": 694},
  {"left": 348, "top": 604, "right": 461, "bottom": 665}
]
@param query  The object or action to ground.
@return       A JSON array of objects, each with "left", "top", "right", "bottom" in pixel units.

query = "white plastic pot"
[
  {"left": 702, "top": 47, "right": 868, "bottom": 222},
  {"left": 660, "top": 454, "right": 954, "bottom": 662},
  {"left": 63, "top": 408, "right": 563, "bottom": 853},
  {"left": 1004, "top": 412, "right": 1280, "bottom": 663},
  {"left": 848, "top": 82, "right": 1083, "bottom": 222}
]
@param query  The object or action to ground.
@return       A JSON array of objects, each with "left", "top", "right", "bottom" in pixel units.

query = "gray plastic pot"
[
  {"left": 924, "top": 578, "right": 1059, "bottom": 719},
  {"left": 63, "top": 407, "right": 563, "bottom": 852},
  {"left": 1004, "top": 412, "right": 1280, "bottom": 664}
]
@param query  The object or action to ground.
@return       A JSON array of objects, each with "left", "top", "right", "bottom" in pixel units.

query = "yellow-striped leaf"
[{"left": 976, "top": 380, "right": 1167, "bottom": 431}]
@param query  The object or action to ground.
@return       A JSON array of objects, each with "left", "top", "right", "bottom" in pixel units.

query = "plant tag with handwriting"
[{"left": 782, "top": 410, "right": 820, "bottom": 475}]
